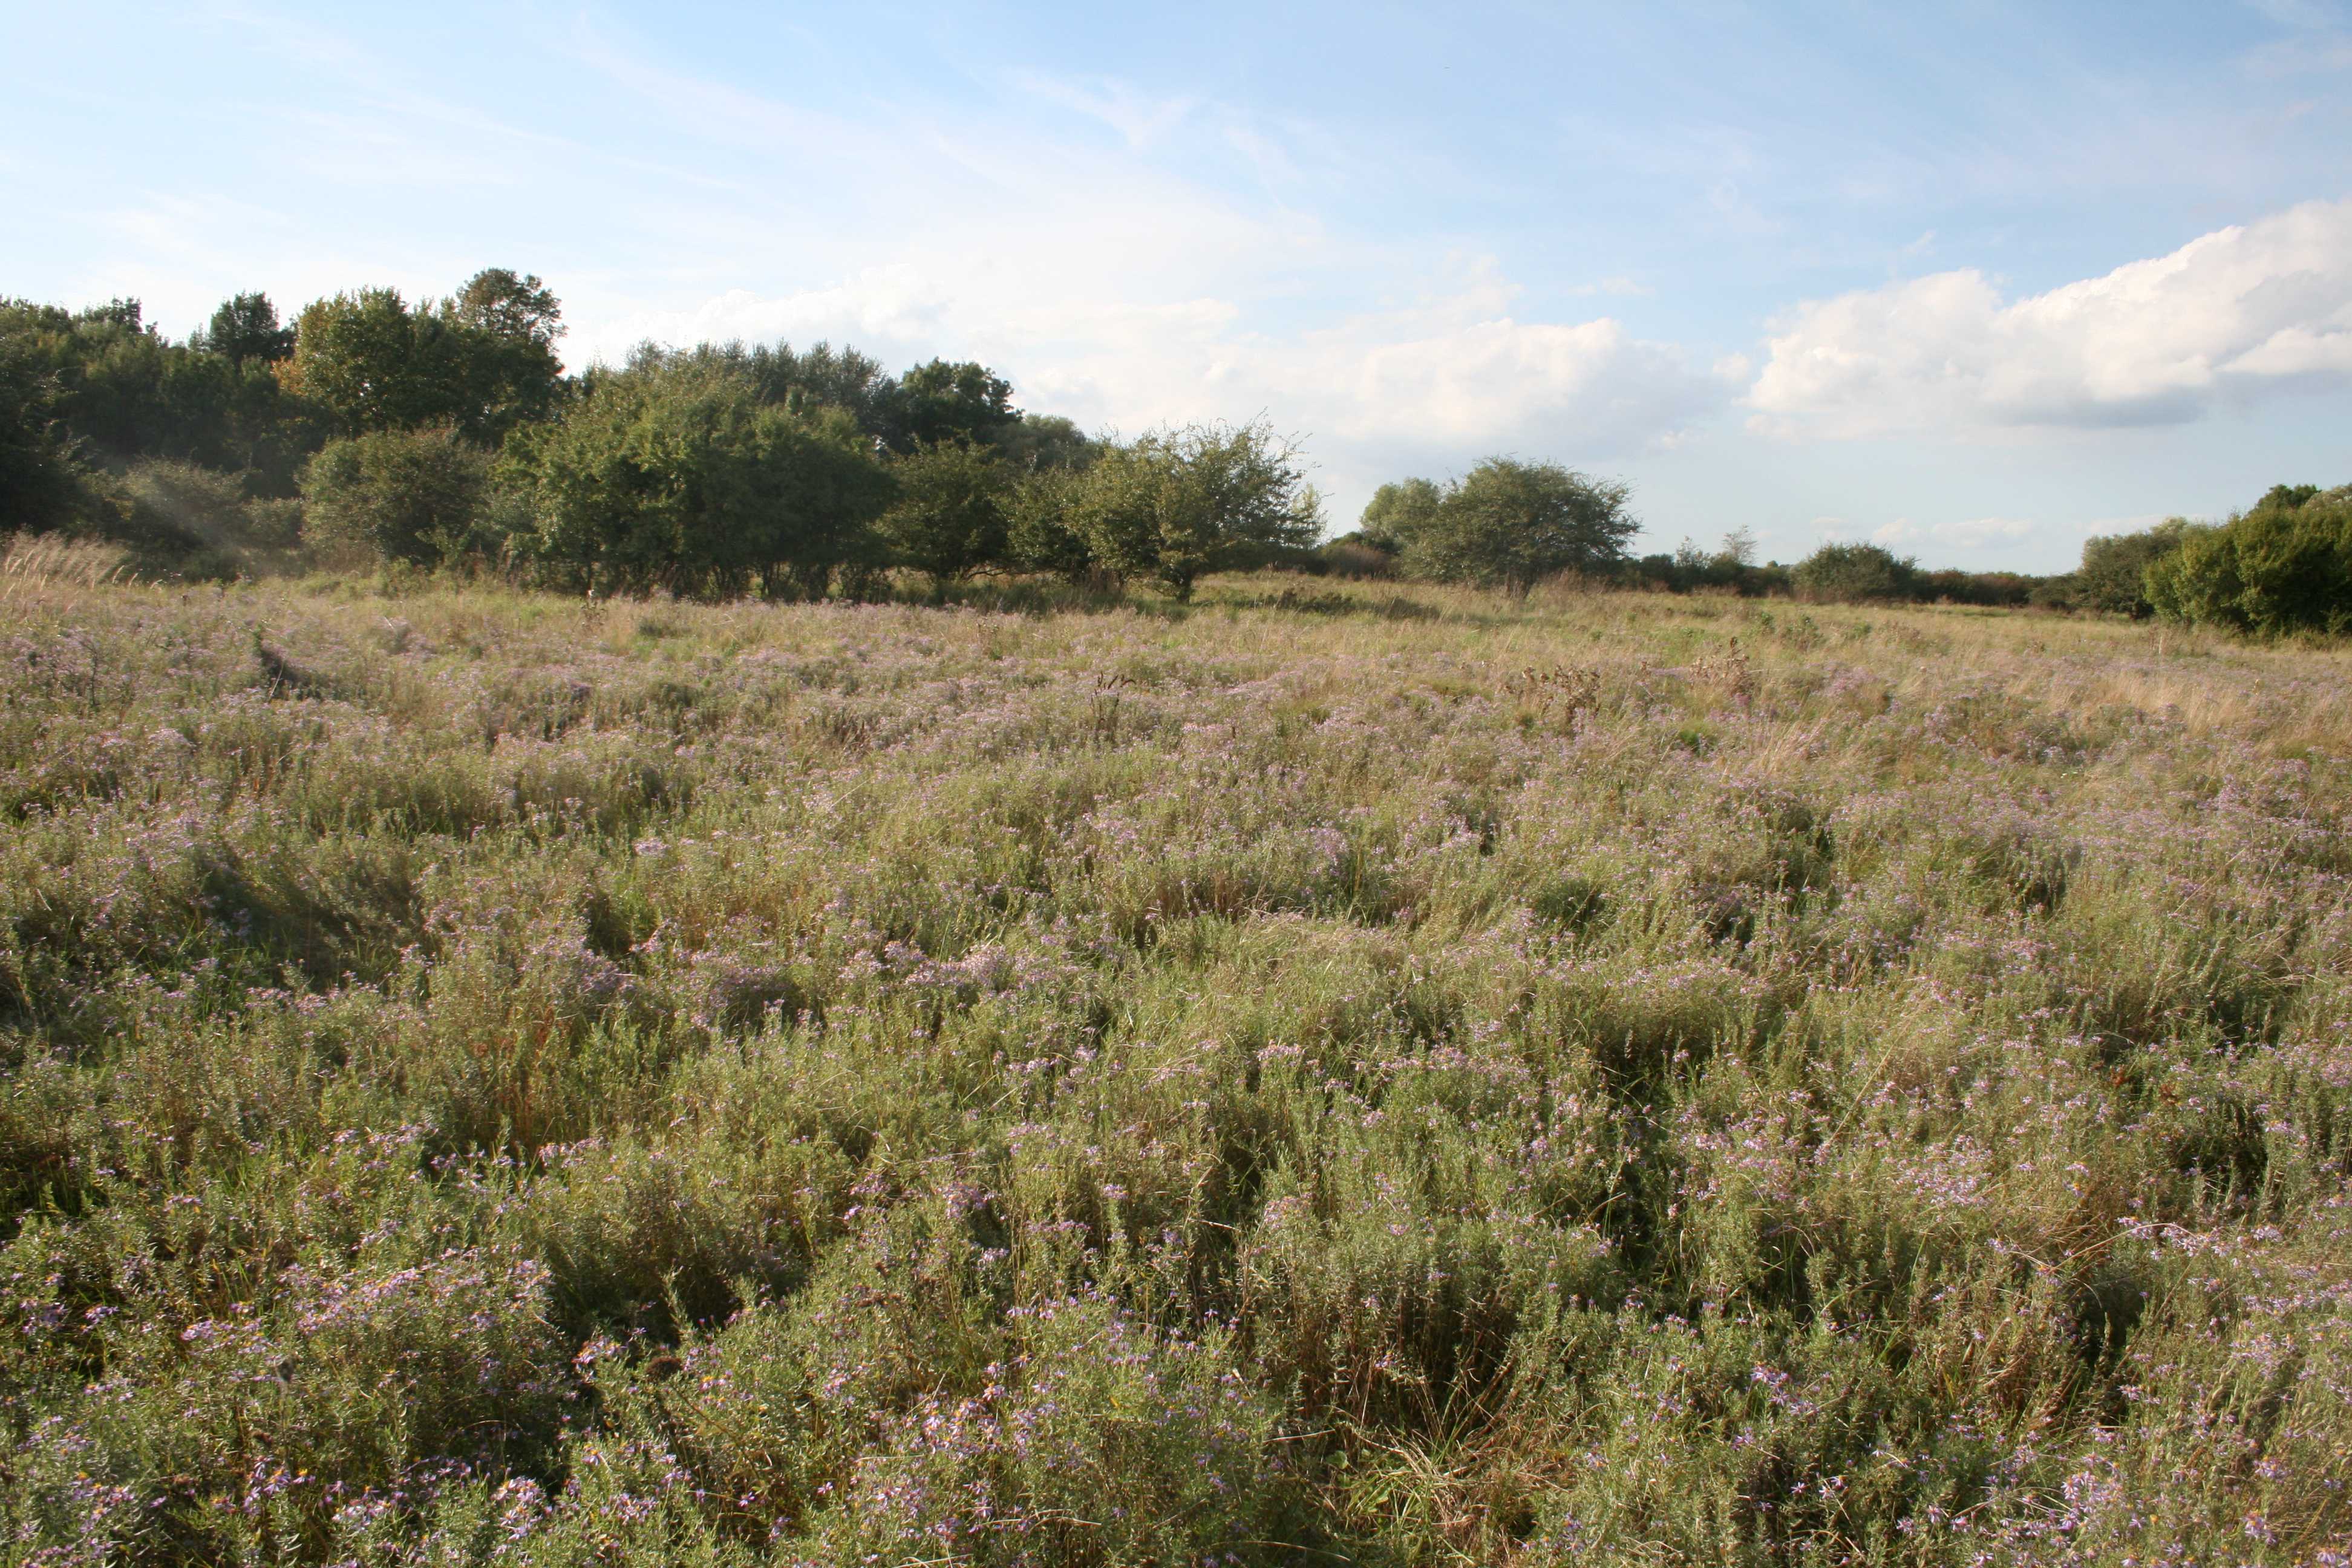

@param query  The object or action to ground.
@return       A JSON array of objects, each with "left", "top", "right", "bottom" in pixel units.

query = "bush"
[
  {"left": 1791, "top": 541, "right": 1918, "bottom": 602},
  {"left": 1058, "top": 420, "right": 1319, "bottom": 599},
  {"left": 1319, "top": 534, "right": 1397, "bottom": 578},
  {"left": 496, "top": 361, "right": 894, "bottom": 597},
  {"left": 301, "top": 426, "right": 489, "bottom": 566},
  {"left": 2069, "top": 518, "right": 2199, "bottom": 616},
  {"left": 1915, "top": 567, "right": 2036, "bottom": 607},
  {"left": 880, "top": 440, "right": 1011, "bottom": 585},
  {"left": 2146, "top": 484, "right": 2352, "bottom": 637},
  {"left": 1400, "top": 458, "right": 1636, "bottom": 593}
]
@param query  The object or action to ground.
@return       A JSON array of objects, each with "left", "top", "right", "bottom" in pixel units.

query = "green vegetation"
[
  {"left": 2, "top": 550, "right": 2350, "bottom": 1564},
  {"left": 2144, "top": 485, "right": 2352, "bottom": 637},
  {"left": 5, "top": 273, "right": 2349, "bottom": 637},
  {"left": 1387, "top": 459, "right": 1636, "bottom": 593}
]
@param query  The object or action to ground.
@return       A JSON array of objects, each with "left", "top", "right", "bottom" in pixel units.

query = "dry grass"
[{"left": 1, "top": 569, "right": 2348, "bottom": 1566}]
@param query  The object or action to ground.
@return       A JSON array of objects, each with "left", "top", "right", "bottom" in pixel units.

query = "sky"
[{"left": 5, "top": 1, "right": 2350, "bottom": 570}]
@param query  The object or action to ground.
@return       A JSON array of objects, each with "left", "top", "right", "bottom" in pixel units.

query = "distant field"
[{"left": 4, "top": 544, "right": 2351, "bottom": 1566}]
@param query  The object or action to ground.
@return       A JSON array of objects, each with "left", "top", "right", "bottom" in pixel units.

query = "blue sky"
[{"left": 6, "top": 1, "right": 2350, "bottom": 568}]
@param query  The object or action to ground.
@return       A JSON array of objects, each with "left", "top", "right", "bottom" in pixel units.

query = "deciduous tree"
[{"left": 1402, "top": 458, "right": 1636, "bottom": 593}]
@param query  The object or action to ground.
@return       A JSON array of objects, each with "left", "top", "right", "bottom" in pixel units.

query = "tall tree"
[
  {"left": 289, "top": 273, "right": 567, "bottom": 445},
  {"left": 446, "top": 269, "right": 561, "bottom": 348},
  {"left": 886, "top": 358, "right": 1018, "bottom": 451},
  {"left": 199, "top": 293, "right": 295, "bottom": 365},
  {"left": 0, "top": 327, "right": 86, "bottom": 531},
  {"left": 0, "top": 295, "right": 317, "bottom": 488},
  {"left": 287, "top": 288, "right": 467, "bottom": 436},
  {"left": 441, "top": 269, "right": 566, "bottom": 443}
]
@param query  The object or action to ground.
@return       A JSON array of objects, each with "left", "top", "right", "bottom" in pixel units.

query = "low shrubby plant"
[{"left": 1, "top": 570, "right": 2350, "bottom": 1563}]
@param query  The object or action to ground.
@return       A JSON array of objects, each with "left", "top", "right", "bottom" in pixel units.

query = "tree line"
[
  {"left": 0, "top": 272, "right": 1319, "bottom": 601},
  {"left": 1328, "top": 473, "right": 2351, "bottom": 637},
  {"left": 3, "top": 269, "right": 2345, "bottom": 632}
]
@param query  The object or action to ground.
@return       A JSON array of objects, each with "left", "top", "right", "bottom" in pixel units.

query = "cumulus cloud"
[
  {"left": 135, "top": 21, "right": 1728, "bottom": 530},
  {"left": 1749, "top": 197, "right": 2352, "bottom": 437},
  {"left": 1221, "top": 265, "right": 1734, "bottom": 466},
  {"left": 579, "top": 246, "right": 1730, "bottom": 528}
]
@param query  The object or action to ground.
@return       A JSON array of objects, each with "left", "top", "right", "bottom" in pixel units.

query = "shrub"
[
  {"left": 301, "top": 425, "right": 489, "bottom": 566},
  {"left": 1400, "top": 458, "right": 1636, "bottom": 593},
  {"left": 1318, "top": 534, "right": 1397, "bottom": 578},
  {"left": 2145, "top": 483, "right": 2352, "bottom": 636},
  {"left": 122, "top": 458, "right": 302, "bottom": 561},
  {"left": 2072, "top": 517, "right": 2199, "bottom": 616},
  {"left": 880, "top": 439, "right": 1011, "bottom": 585},
  {"left": 1791, "top": 540, "right": 1918, "bottom": 602},
  {"left": 496, "top": 361, "right": 893, "bottom": 597},
  {"left": 1059, "top": 420, "right": 1320, "bottom": 599},
  {"left": 1002, "top": 464, "right": 1099, "bottom": 581}
]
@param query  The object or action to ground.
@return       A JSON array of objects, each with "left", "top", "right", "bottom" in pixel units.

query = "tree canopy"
[
  {"left": 1048, "top": 420, "right": 1320, "bottom": 599},
  {"left": 1394, "top": 458, "right": 1636, "bottom": 592},
  {"left": 494, "top": 358, "right": 895, "bottom": 597},
  {"left": 2145, "top": 485, "right": 2352, "bottom": 637}
]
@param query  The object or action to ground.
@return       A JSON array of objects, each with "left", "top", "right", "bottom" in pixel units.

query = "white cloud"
[
  {"left": 581, "top": 255, "right": 1733, "bottom": 528},
  {"left": 97, "top": 18, "right": 1730, "bottom": 531},
  {"left": 1748, "top": 197, "right": 2352, "bottom": 437}
]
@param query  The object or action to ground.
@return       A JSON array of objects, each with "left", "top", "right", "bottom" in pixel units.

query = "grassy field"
[{"left": 4, "top": 536, "right": 2351, "bottom": 1566}]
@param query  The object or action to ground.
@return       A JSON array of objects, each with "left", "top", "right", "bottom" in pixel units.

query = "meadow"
[{"left": 3, "top": 535, "right": 2350, "bottom": 1566}]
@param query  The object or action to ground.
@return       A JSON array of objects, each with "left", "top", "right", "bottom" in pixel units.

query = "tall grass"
[{"left": 2, "top": 571, "right": 2349, "bottom": 1564}]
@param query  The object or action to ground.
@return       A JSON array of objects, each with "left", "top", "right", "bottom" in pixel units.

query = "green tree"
[
  {"left": 0, "top": 327, "right": 87, "bottom": 532},
  {"left": 624, "top": 340, "right": 901, "bottom": 440},
  {"left": 1357, "top": 477, "right": 1443, "bottom": 555},
  {"left": 1063, "top": 420, "right": 1320, "bottom": 600},
  {"left": 2145, "top": 485, "right": 2352, "bottom": 636},
  {"left": 290, "top": 274, "right": 566, "bottom": 445},
  {"left": 289, "top": 289, "right": 468, "bottom": 436},
  {"left": 2259, "top": 483, "right": 2322, "bottom": 512},
  {"left": 301, "top": 426, "right": 490, "bottom": 566},
  {"left": 197, "top": 293, "right": 295, "bottom": 365},
  {"left": 992, "top": 413, "right": 1099, "bottom": 474},
  {"left": 881, "top": 440, "right": 1011, "bottom": 586},
  {"left": 1003, "top": 465, "right": 1098, "bottom": 581},
  {"left": 446, "top": 269, "right": 561, "bottom": 348},
  {"left": 886, "top": 359, "right": 1019, "bottom": 452},
  {"left": 1401, "top": 458, "right": 1636, "bottom": 593},
  {"left": 0, "top": 295, "right": 319, "bottom": 496},
  {"left": 497, "top": 362, "right": 893, "bottom": 596},
  {"left": 440, "top": 269, "right": 566, "bottom": 442},
  {"left": 1791, "top": 541, "right": 1918, "bottom": 603},
  {"left": 2073, "top": 518, "right": 2198, "bottom": 617}
]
